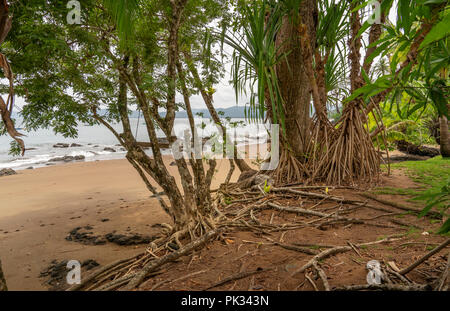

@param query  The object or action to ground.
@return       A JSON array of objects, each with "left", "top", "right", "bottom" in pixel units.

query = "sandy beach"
[{"left": 0, "top": 157, "right": 243, "bottom": 290}]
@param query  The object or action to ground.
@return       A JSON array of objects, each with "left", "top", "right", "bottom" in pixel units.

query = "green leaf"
[
  {"left": 361, "top": 67, "right": 371, "bottom": 84},
  {"left": 423, "top": 0, "right": 447, "bottom": 4},
  {"left": 437, "top": 218, "right": 450, "bottom": 234},
  {"left": 420, "top": 13, "right": 450, "bottom": 49},
  {"left": 429, "top": 81, "right": 449, "bottom": 118}
]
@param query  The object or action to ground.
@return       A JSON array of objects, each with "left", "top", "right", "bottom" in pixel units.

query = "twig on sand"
[{"left": 399, "top": 238, "right": 450, "bottom": 275}]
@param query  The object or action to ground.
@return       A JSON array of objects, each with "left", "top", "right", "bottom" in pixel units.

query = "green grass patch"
[{"left": 375, "top": 157, "right": 450, "bottom": 208}]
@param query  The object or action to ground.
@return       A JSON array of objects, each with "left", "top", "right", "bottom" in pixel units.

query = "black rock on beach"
[{"left": 0, "top": 168, "right": 17, "bottom": 177}]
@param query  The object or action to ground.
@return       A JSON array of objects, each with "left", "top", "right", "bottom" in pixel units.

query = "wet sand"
[{"left": 0, "top": 157, "right": 244, "bottom": 290}]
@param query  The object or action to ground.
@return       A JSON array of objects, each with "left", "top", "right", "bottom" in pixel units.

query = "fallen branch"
[
  {"left": 268, "top": 202, "right": 400, "bottom": 230},
  {"left": 272, "top": 187, "right": 347, "bottom": 202},
  {"left": 272, "top": 188, "right": 393, "bottom": 213},
  {"left": 292, "top": 236, "right": 404, "bottom": 276},
  {"left": 268, "top": 202, "right": 331, "bottom": 218},
  {"left": 293, "top": 245, "right": 351, "bottom": 276},
  {"left": 399, "top": 238, "right": 450, "bottom": 275}
]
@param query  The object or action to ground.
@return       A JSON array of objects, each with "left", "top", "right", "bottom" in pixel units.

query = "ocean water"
[{"left": 0, "top": 118, "right": 269, "bottom": 170}]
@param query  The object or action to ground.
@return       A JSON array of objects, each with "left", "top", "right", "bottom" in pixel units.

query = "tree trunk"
[
  {"left": 0, "top": 259, "right": 7, "bottom": 291},
  {"left": 275, "top": 0, "right": 317, "bottom": 159},
  {"left": 440, "top": 113, "right": 450, "bottom": 158}
]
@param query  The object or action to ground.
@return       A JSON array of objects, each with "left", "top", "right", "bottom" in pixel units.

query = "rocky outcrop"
[
  {"left": 0, "top": 168, "right": 16, "bottom": 177},
  {"left": 53, "top": 143, "right": 70, "bottom": 148},
  {"left": 66, "top": 226, "right": 155, "bottom": 246},
  {"left": 65, "top": 226, "right": 107, "bottom": 245},
  {"left": 103, "top": 147, "right": 116, "bottom": 152},
  {"left": 49, "top": 155, "right": 85, "bottom": 162},
  {"left": 39, "top": 259, "right": 100, "bottom": 291},
  {"left": 395, "top": 140, "right": 440, "bottom": 157},
  {"left": 105, "top": 233, "right": 154, "bottom": 246}
]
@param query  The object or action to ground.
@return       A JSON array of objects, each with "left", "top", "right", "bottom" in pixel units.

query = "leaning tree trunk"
[
  {"left": 439, "top": 112, "right": 450, "bottom": 158},
  {"left": 0, "top": 259, "right": 7, "bottom": 291}
]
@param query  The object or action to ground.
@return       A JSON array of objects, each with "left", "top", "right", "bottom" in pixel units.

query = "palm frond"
[
  {"left": 103, "top": 0, "right": 140, "bottom": 42},
  {"left": 222, "top": 0, "right": 287, "bottom": 127}
]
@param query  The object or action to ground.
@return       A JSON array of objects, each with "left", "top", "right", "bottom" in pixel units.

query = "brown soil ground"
[
  {"left": 136, "top": 170, "right": 449, "bottom": 291},
  {"left": 0, "top": 159, "right": 448, "bottom": 291}
]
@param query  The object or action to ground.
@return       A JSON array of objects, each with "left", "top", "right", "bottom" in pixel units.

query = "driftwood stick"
[{"left": 399, "top": 238, "right": 450, "bottom": 275}]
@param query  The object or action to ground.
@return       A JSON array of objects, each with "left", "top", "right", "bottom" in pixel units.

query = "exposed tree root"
[
  {"left": 122, "top": 229, "right": 222, "bottom": 290},
  {"left": 73, "top": 184, "right": 447, "bottom": 292},
  {"left": 267, "top": 202, "right": 404, "bottom": 230},
  {"left": 67, "top": 254, "right": 141, "bottom": 291}
]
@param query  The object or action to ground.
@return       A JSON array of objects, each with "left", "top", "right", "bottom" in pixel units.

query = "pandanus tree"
[{"left": 225, "top": 0, "right": 448, "bottom": 184}]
